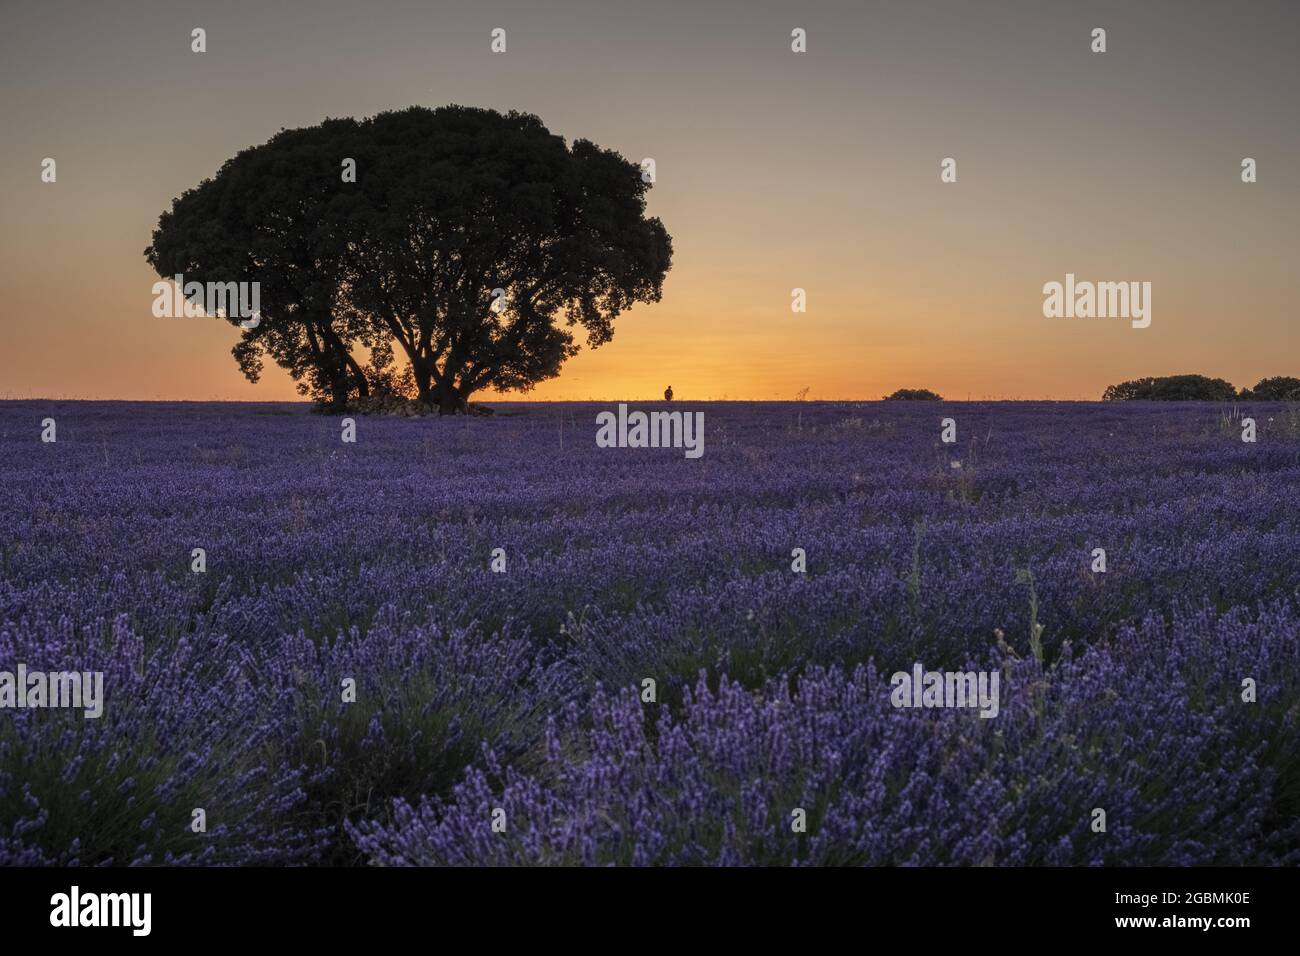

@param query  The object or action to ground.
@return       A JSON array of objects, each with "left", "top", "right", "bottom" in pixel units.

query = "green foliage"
[
  {"left": 1240, "top": 376, "right": 1300, "bottom": 401},
  {"left": 1102, "top": 374, "right": 1238, "bottom": 402}
]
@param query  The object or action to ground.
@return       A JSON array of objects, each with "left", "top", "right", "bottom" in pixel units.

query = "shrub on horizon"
[
  {"left": 1102, "top": 375, "right": 1238, "bottom": 402},
  {"left": 1240, "top": 376, "right": 1300, "bottom": 401},
  {"left": 884, "top": 388, "right": 943, "bottom": 401}
]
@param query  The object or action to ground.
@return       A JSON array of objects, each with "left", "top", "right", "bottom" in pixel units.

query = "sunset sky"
[{"left": 2, "top": 0, "right": 1296, "bottom": 401}]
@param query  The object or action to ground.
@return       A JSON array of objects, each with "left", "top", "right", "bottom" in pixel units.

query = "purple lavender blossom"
[{"left": 2, "top": 400, "right": 1297, "bottom": 865}]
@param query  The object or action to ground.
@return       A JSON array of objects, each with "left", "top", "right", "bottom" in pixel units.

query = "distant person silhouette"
[{"left": 664, "top": 385, "right": 673, "bottom": 402}]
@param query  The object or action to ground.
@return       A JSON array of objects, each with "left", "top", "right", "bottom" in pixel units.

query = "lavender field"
[{"left": 2, "top": 400, "right": 1298, "bottom": 867}]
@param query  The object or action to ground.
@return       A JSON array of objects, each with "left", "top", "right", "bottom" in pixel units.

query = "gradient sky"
[{"left": 2, "top": 0, "right": 1296, "bottom": 401}]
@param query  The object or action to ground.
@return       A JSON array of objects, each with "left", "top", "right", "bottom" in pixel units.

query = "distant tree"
[
  {"left": 884, "top": 388, "right": 943, "bottom": 401},
  {"left": 147, "top": 105, "right": 673, "bottom": 414},
  {"left": 1102, "top": 375, "right": 1237, "bottom": 402},
  {"left": 1101, "top": 377, "right": 1156, "bottom": 402},
  {"left": 1240, "top": 376, "right": 1300, "bottom": 401}
]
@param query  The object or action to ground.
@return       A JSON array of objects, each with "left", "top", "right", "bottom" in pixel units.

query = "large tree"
[
  {"left": 340, "top": 106, "right": 672, "bottom": 412},
  {"left": 146, "top": 106, "right": 672, "bottom": 413},
  {"left": 146, "top": 119, "right": 377, "bottom": 409}
]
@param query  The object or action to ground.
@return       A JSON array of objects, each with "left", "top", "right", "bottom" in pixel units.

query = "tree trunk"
[
  {"left": 314, "top": 318, "right": 369, "bottom": 401},
  {"left": 410, "top": 363, "right": 434, "bottom": 410},
  {"left": 329, "top": 378, "right": 349, "bottom": 411},
  {"left": 433, "top": 380, "right": 466, "bottom": 415},
  {"left": 347, "top": 354, "right": 370, "bottom": 398}
]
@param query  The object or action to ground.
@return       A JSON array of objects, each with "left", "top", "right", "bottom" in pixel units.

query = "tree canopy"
[{"left": 145, "top": 105, "right": 673, "bottom": 412}]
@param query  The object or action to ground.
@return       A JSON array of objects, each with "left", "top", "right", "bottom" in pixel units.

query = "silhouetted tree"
[
  {"left": 145, "top": 120, "right": 377, "bottom": 410},
  {"left": 884, "top": 388, "right": 943, "bottom": 401},
  {"left": 1102, "top": 375, "right": 1237, "bottom": 401},
  {"left": 1240, "top": 376, "right": 1300, "bottom": 401},
  {"left": 147, "top": 106, "right": 672, "bottom": 414},
  {"left": 341, "top": 106, "right": 671, "bottom": 413},
  {"left": 1101, "top": 377, "right": 1156, "bottom": 401}
]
